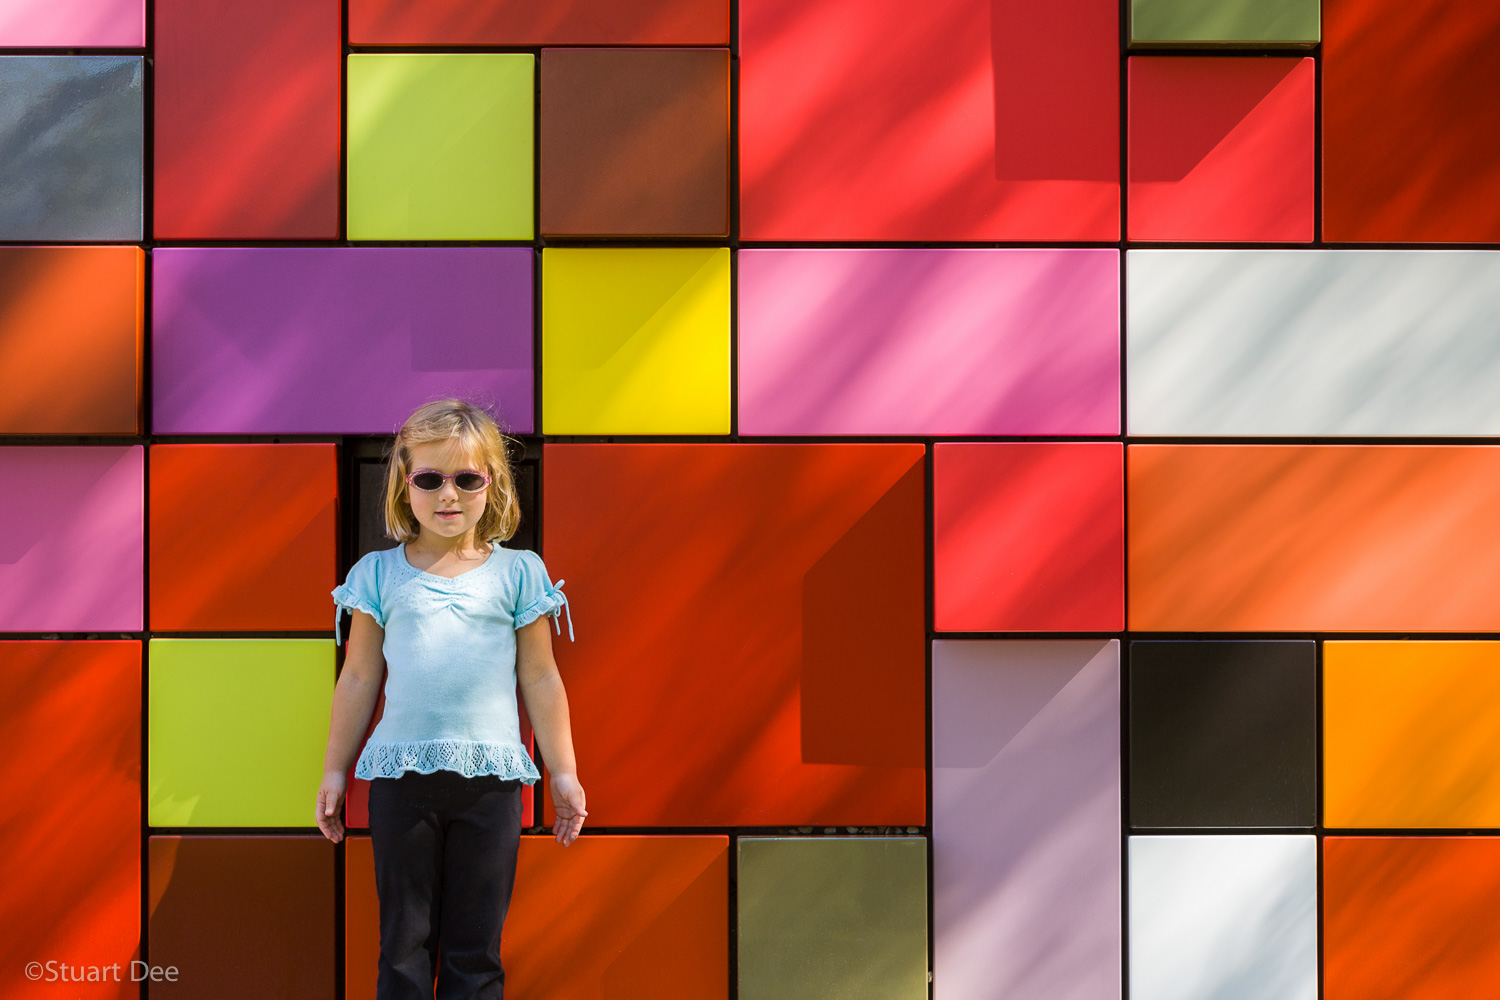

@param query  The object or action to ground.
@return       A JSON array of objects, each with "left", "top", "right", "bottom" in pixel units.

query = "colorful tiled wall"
[{"left": 4, "top": 0, "right": 1500, "bottom": 996}]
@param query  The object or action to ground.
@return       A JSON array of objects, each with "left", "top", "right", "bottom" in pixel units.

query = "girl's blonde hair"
[{"left": 382, "top": 398, "right": 522, "bottom": 543}]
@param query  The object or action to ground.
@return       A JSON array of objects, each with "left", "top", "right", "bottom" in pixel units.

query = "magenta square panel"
[
  {"left": 0, "top": 446, "right": 143, "bottom": 631},
  {"left": 152, "top": 248, "right": 535, "bottom": 435},
  {"left": 934, "top": 639, "right": 1121, "bottom": 1000},
  {"left": 738, "top": 249, "right": 1120, "bottom": 436}
]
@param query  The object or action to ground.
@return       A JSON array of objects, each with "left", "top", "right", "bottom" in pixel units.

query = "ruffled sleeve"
[
  {"left": 331, "top": 550, "right": 385, "bottom": 646},
  {"left": 512, "top": 549, "right": 574, "bottom": 641}
]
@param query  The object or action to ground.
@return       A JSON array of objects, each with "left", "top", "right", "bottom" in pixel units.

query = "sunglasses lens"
[
  {"left": 410, "top": 472, "right": 445, "bottom": 491},
  {"left": 455, "top": 472, "right": 488, "bottom": 492}
]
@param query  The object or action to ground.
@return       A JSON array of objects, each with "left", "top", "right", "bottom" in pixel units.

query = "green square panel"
[
  {"left": 346, "top": 53, "right": 534, "bottom": 240},
  {"left": 149, "top": 639, "right": 333, "bottom": 827},
  {"left": 738, "top": 837, "right": 928, "bottom": 1000},
  {"left": 1131, "top": 0, "right": 1319, "bottom": 46}
]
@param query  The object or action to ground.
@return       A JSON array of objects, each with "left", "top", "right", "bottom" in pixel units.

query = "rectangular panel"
[
  {"left": 152, "top": 248, "right": 534, "bottom": 434},
  {"left": 0, "top": 641, "right": 139, "bottom": 997},
  {"left": 1128, "top": 445, "right": 1500, "bottom": 631},
  {"left": 1325, "top": 837, "right": 1500, "bottom": 1000},
  {"left": 1130, "top": 641, "right": 1316, "bottom": 829},
  {"left": 0, "top": 246, "right": 142, "bottom": 434},
  {"left": 349, "top": 0, "right": 727, "bottom": 45},
  {"left": 1325, "top": 642, "right": 1500, "bottom": 828},
  {"left": 153, "top": 0, "right": 340, "bottom": 239},
  {"left": 0, "top": 0, "right": 143, "bottom": 46},
  {"left": 343, "top": 837, "right": 378, "bottom": 1000},
  {"left": 543, "top": 443, "right": 926, "bottom": 827},
  {"left": 738, "top": 838, "right": 928, "bottom": 1000},
  {"left": 740, "top": 0, "right": 1118, "bottom": 239},
  {"left": 0, "top": 57, "right": 143, "bottom": 241},
  {"left": 739, "top": 249, "right": 1119, "bottom": 436},
  {"left": 540, "top": 48, "right": 729, "bottom": 237},
  {"left": 148, "top": 639, "right": 332, "bottom": 827},
  {"left": 149, "top": 837, "right": 334, "bottom": 1000},
  {"left": 933, "top": 640, "right": 1120, "bottom": 1000},
  {"left": 1129, "top": 836, "right": 1316, "bottom": 1000},
  {"left": 1130, "top": 0, "right": 1318, "bottom": 46},
  {"left": 0, "top": 446, "right": 142, "bottom": 631},
  {"left": 1128, "top": 251, "right": 1500, "bottom": 435},
  {"left": 1324, "top": 0, "right": 1500, "bottom": 241}
]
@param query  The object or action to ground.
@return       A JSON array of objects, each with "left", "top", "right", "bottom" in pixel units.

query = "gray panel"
[
  {"left": 0, "top": 56, "right": 144, "bottom": 240},
  {"left": 1128, "top": 250, "right": 1500, "bottom": 435}
]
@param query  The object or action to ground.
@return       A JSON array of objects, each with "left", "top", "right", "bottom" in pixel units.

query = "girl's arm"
[
  {"left": 316, "top": 609, "right": 385, "bottom": 842},
  {"left": 516, "top": 618, "right": 587, "bottom": 845}
]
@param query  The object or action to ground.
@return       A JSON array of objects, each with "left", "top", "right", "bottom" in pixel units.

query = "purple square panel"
[
  {"left": 0, "top": 446, "right": 143, "bottom": 631},
  {"left": 738, "top": 249, "right": 1120, "bottom": 436},
  {"left": 152, "top": 248, "right": 535, "bottom": 435},
  {"left": 933, "top": 639, "right": 1122, "bottom": 1000}
]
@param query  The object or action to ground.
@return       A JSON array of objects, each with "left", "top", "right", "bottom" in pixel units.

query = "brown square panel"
[{"left": 541, "top": 48, "right": 729, "bottom": 237}]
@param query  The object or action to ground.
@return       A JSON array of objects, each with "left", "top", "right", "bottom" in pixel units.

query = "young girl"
[{"left": 315, "top": 398, "right": 585, "bottom": 1000}]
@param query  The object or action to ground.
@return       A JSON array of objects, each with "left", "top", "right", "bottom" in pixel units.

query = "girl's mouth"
[{"left": 437, "top": 511, "right": 461, "bottom": 519}]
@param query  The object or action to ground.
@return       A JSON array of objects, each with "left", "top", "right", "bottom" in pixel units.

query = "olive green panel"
[
  {"left": 148, "top": 638, "right": 333, "bottom": 827},
  {"left": 737, "top": 837, "right": 928, "bottom": 1000},
  {"left": 1131, "top": 0, "right": 1320, "bottom": 46}
]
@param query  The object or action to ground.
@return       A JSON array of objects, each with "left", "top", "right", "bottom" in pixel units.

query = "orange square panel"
[
  {"left": 1128, "top": 445, "right": 1500, "bottom": 632},
  {"left": 150, "top": 443, "right": 337, "bottom": 631},
  {"left": 1326, "top": 837, "right": 1500, "bottom": 1000},
  {"left": 0, "top": 640, "right": 140, "bottom": 1000},
  {"left": 543, "top": 444, "right": 927, "bottom": 827}
]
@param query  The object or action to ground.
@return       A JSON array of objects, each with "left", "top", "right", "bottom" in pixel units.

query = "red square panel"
[
  {"left": 350, "top": 0, "right": 727, "bottom": 45},
  {"left": 1129, "top": 57, "right": 1314, "bottom": 242},
  {"left": 543, "top": 444, "right": 926, "bottom": 827},
  {"left": 1324, "top": 0, "right": 1500, "bottom": 241},
  {"left": 936, "top": 443, "right": 1124, "bottom": 632},
  {"left": 741, "top": 0, "right": 1119, "bottom": 240},
  {"left": 0, "top": 641, "right": 140, "bottom": 1000},
  {"left": 149, "top": 444, "right": 337, "bottom": 630}
]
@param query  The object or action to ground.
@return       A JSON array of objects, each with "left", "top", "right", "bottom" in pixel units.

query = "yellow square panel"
[{"left": 542, "top": 247, "right": 730, "bottom": 435}]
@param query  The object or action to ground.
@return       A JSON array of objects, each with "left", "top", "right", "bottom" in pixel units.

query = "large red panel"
[
  {"left": 350, "top": 0, "right": 727, "bottom": 45},
  {"left": 149, "top": 444, "right": 337, "bottom": 631},
  {"left": 543, "top": 444, "right": 926, "bottom": 827},
  {"left": 741, "top": 0, "right": 1119, "bottom": 239},
  {"left": 1323, "top": 0, "right": 1500, "bottom": 241},
  {"left": 935, "top": 443, "right": 1124, "bottom": 632},
  {"left": 153, "top": 0, "right": 341, "bottom": 239},
  {"left": 0, "top": 641, "right": 140, "bottom": 1000},
  {"left": 1129, "top": 57, "right": 1314, "bottom": 242}
]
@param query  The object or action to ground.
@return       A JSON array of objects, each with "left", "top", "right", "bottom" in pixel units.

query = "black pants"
[{"left": 367, "top": 770, "right": 523, "bottom": 1000}]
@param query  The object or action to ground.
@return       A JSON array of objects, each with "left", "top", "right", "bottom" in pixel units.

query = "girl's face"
[{"left": 405, "top": 440, "right": 489, "bottom": 544}]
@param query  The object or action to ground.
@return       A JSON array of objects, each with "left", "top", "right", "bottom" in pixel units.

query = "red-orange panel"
[
  {"left": 149, "top": 444, "right": 337, "bottom": 631},
  {"left": 1323, "top": 0, "right": 1500, "bottom": 241},
  {"left": 543, "top": 444, "right": 926, "bottom": 827},
  {"left": 1129, "top": 446, "right": 1500, "bottom": 632},
  {"left": 741, "top": 0, "right": 1119, "bottom": 239},
  {"left": 0, "top": 246, "right": 142, "bottom": 434},
  {"left": 0, "top": 641, "right": 139, "bottom": 1000},
  {"left": 344, "top": 837, "right": 379, "bottom": 1000},
  {"left": 154, "top": 0, "right": 340, "bottom": 238},
  {"left": 1326, "top": 837, "right": 1500, "bottom": 1000},
  {"left": 349, "top": 0, "right": 727, "bottom": 45}
]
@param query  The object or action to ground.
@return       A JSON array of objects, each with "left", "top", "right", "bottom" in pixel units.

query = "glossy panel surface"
[
  {"left": 349, "top": 0, "right": 727, "bottom": 45},
  {"left": 1128, "top": 445, "right": 1500, "bottom": 632},
  {"left": 1131, "top": 0, "right": 1318, "bottom": 45},
  {"left": 152, "top": 248, "right": 533, "bottom": 434},
  {"left": 933, "top": 640, "right": 1120, "bottom": 1000},
  {"left": 0, "top": 0, "right": 143, "bottom": 46},
  {"left": 738, "top": 249, "right": 1119, "bottom": 436},
  {"left": 344, "top": 837, "right": 379, "bottom": 1000}
]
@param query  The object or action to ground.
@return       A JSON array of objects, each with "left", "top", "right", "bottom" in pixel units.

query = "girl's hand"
[
  {"left": 549, "top": 772, "right": 587, "bottom": 846},
  {"left": 316, "top": 770, "right": 348, "bottom": 843}
]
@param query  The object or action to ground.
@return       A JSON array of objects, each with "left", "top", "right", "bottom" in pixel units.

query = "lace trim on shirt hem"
[{"left": 354, "top": 739, "right": 541, "bottom": 783}]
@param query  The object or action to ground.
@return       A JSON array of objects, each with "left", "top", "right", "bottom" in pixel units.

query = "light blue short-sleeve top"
[{"left": 330, "top": 543, "right": 574, "bottom": 783}]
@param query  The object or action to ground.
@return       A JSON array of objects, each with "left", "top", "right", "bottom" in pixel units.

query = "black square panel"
[{"left": 1129, "top": 640, "right": 1316, "bottom": 828}]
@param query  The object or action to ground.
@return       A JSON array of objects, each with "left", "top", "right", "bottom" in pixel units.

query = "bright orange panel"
[
  {"left": 1128, "top": 445, "right": 1500, "bottom": 631},
  {"left": 543, "top": 444, "right": 926, "bottom": 827},
  {"left": 0, "top": 641, "right": 140, "bottom": 1000},
  {"left": 0, "top": 246, "right": 142, "bottom": 434},
  {"left": 504, "top": 836, "right": 728, "bottom": 1000},
  {"left": 1325, "top": 642, "right": 1500, "bottom": 828},
  {"left": 344, "top": 837, "right": 379, "bottom": 1000},
  {"left": 1326, "top": 837, "right": 1500, "bottom": 1000},
  {"left": 149, "top": 443, "right": 337, "bottom": 630}
]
